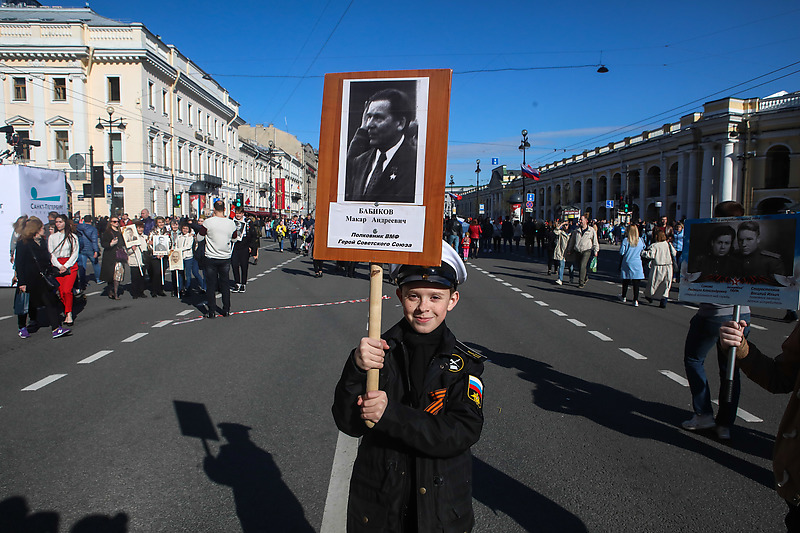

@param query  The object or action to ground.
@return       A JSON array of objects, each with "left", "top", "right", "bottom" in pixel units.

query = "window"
[
  {"left": 13, "top": 77, "right": 26, "bottom": 101},
  {"left": 16, "top": 130, "right": 31, "bottom": 160},
  {"left": 55, "top": 131, "right": 69, "bottom": 161},
  {"left": 765, "top": 146, "right": 791, "bottom": 189},
  {"left": 163, "top": 139, "right": 170, "bottom": 169},
  {"left": 148, "top": 137, "right": 155, "bottom": 165},
  {"left": 177, "top": 144, "right": 183, "bottom": 171},
  {"left": 148, "top": 81, "right": 154, "bottom": 109},
  {"left": 177, "top": 97, "right": 183, "bottom": 122},
  {"left": 111, "top": 132, "right": 122, "bottom": 163},
  {"left": 206, "top": 114, "right": 210, "bottom": 133},
  {"left": 214, "top": 119, "right": 219, "bottom": 139},
  {"left": 197, "top": 108, "right": 202, "bottom": 131},
  {"left": 53, "top": 78, "right": 67, "bottom": 101},
  {"left": 162, "top": 90, "right": 168, "bottom": 115},
  {"left": 188, "top": 103, "right": 193, "bottom": 126},
  {"left": 107, "top": 76, "right": 120, "bottom": 102}
]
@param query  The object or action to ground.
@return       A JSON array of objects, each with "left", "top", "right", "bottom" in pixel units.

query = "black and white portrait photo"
[
  {"left": 686, "top": 217, "right": 795, "bottom": 285},
  {"left": 339, "top": 78, "right": 428, "bottom": 204},
  {"left": 152, "top": 234, "right": 170, "bottom": 256}
]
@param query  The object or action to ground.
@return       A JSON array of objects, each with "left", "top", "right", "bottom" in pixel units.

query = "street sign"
[
  {"left": 491, "top": 158, "right": 498, "bottom": 165},
  {"left": 106, "top": 184, "right": 112, "bottom": 195},
  {"left": 479, "top": 203, "right": 485, "bottom": 215},
  {"left": 68, "top": 153, "right": 85, "bottom": 170},
  {"left": 527, "top": 193, "right": 535, "bottom": 203},
  {"left": 525, "top": 201, "right": 533, "bottom": 212},
  {"left": 606, "top": 200, "right": 614, "bottom": 209}
]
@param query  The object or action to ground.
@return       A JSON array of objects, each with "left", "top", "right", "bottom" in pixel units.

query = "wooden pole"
[{"left": 365, "top": 262, "right": 383, "bottom": 428}]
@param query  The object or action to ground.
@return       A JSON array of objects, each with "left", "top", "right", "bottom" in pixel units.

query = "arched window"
[
  {"left": 765, "top": 145, "right": 790, "bottom": 189},
  {"left": 668, "top": 163, "right": 678, "bottom": 195},
  {"left": 647, "top": 166, "right": 660, "bottom": 197}
]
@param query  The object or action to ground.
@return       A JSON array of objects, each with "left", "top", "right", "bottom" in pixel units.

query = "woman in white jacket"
[
  {"left": 642, "top": 227, "right": 676, "bottom": 308},
  {"left": 48, "top": 214, "right": 79, "bottom": 326}
]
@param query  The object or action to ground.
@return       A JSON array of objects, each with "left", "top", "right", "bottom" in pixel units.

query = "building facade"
[
  {"left": 238, "top": 124, "right": 318, "bottom": 217},
  {"left": 459, "top": 92, "right": 800, "bottom": 222},
  {"left": 0, "top": 3, "right": 249, "bottom": 218}
]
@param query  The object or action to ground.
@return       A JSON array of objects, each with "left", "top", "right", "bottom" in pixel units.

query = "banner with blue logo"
[{"left": 0, "top": 165, "right": 68, "bottom": 286}]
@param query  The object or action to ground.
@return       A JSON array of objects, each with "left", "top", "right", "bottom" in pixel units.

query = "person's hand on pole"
[
  {"left": 354, "top": 337, "right": 388, "bottom": 372},
  {"left": 358, "top": 390, "right": 388, "bottom": 425},
  {"left": 719, "top": 320, "right": 750, "bottom": 359}
]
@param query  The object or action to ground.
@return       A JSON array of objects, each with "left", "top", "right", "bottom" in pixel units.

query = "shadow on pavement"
[
  {"left": 473, "top": 457, "right": 587, "bottom": 532},
  {"left": 0, "top": 496, "right": 128, "bottom": 533},
  {"left": 468, "top": 344, "right": 776, "bottom": 489},
  {"left": 174, "top": 400, "right": 314, "bottom": 533}
]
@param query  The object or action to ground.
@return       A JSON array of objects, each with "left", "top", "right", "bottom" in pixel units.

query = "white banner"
[
  {"left": 327, "top": 202, "right": 425, "bottom": 252},
  {"left": 0, "top": 165, "right": 68, "bottom": 287}
]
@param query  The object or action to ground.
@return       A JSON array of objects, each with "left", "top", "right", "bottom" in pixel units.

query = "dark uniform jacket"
[
  {"left": 332, "top": 320, "right": 485, "bottom": 532},
  {"left": 736, "top": 322, "right": 800, "bottom": 505}
]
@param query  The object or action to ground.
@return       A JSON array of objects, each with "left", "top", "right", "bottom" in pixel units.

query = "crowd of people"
[{"left": 8, "top": 205, "right": 323, "bottom": 336}]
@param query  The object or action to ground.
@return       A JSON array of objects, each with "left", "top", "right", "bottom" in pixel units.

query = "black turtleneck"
[{"left": 400, "top": 320, "right": 447, "bottom": 402}]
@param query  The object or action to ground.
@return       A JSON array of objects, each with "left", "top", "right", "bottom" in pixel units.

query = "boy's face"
[{"left": 396, "top": 282, "right": 459, "bottom": 334}]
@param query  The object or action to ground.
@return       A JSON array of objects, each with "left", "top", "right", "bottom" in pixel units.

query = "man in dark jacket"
[
  {"left": 230, "top": 206, "right": 257, "bottom": 293},
  {"left": 75, "top": 214, "right": 100, "bottom": 292},
  {"left": 332, "top": 242, "right": 485, "bottom": 532}
]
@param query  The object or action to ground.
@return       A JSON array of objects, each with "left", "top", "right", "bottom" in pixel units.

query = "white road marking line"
[
  {"left": 487, "top": 274, "right": 496, "bottom": 278},
  {"left": 78, "top": 350, "right": 113, "bottom": 364},
  {"left": 176, "top": 309, "right": 194, "bottom": 316},
  {"left": 22, "top": 374, "right": 67, "bottom": 391},
  {"left": 535, "top": 301, "right": 549, "bottom": 306},
  {"left": 495, "top": 278, "right": 505, "bottom": 282},
  {"left": 604, "top": 280, "right": 615, "bottom": 285},
  {"left": 589, "top": 330, "right": 613, "bottom": 341},
  {"left": 152, "top": 320, "right": 172, "bottom": 328},
  {"left": 321, "top": 431, "right": 358, "bottom": 533},
  {"left": 502, "top": 282, "right": 512, "bottom": 286},
  {"left": 659, "top": 370, "right": 689, "bottom": 387},
  {"left": 620, "top": 348, "right": 647, "bottom": 360},
  {"left": 711, "top": 400, "right": 763, "bottom": 423},
  {"left": 121, "top": 333, "right": 148, "bottom": 343},
  {"left": 551, "top": 309, "right": 567, "bottom": 317},
  {"left": 750, "top": 324, "right": 767, "bottom": 331},
  {"left": 0, "top": 315, "right": 11, "bottom": 321},
  {"left": 511, "top": 287, "right": 522, "bottom": 292},
  {"left": 257, "top": 274, "right": 265, "bottom": 277},
  {"left": 567, "top": 318, "right": 586, "bottom": 327},
  {"left": 86, "top": 291, "right": 102, "bottom": 297},
  {"left": 521, "top": 293, "right": 535, "bottom": 298},
  {"left": 248, "top": 278, "right": 257, "bottom": 282}
]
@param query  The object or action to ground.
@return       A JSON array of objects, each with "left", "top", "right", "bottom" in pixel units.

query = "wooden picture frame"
[{"left": 314, "top": 69, "right": 452, "bottom": 267}]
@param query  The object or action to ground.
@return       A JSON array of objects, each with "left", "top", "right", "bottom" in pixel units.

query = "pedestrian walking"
[
  {"left": 14, "top": 217, "right": 69, "bottom": 338},
  {"left": 551, "top": 221, "right": 571, "bottom": 285},
  {"left": 618, "top": 224, "right": 645, "bottom": 306},
  {"left": 48, "top": 214, "right": 79, "bottom": 326},
  {"left": 197, "top": 200, "right": 236, "bottom": 319},
  {"left": 332, "top": 241, "right": 485, "bottom": 532},
  {"left": 100, "top": 216, "right": 126, "bottom": 300},
  {"left": 681, "top": 201, "right": 751, "bottom": 441},
  {"left": 125, "top": 221, "right": 147, "bottom": 298},
  {"left": 565, "top": 215, "right": 599, "bottom": 288},
  {"left": 642, "top": 228, "right": 675, "bottom": 308},
  {"left": 231, "top": 207, "right": 256, "bottom": 293},
  {"left": 75, "top": 214, "right": 100, "bottom": 292}
]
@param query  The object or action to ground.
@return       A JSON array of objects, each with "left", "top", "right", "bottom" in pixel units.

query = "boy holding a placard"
[{"left": 332, "top": 242, "right": 485, "bottom": 532}]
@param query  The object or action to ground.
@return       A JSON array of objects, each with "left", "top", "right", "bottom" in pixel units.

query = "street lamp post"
[
  {"left": 268, "top": 141, "right": 275, "bottom": 216},
  {"left": 519, "top": 129, "right": 530, "bottom": 222},
  {"left": 449, "top": 174, "right": 455, "bottom": 216},
  {"left": 475, "top": 159, "right": 481, "bottom": 218},
  {"left": 95, "top": 106, "right": 126, "bottom": 216}
]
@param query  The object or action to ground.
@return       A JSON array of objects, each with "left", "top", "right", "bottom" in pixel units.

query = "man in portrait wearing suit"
[{"left": 345, "top": 88, "right": 417, "bottom": 204}]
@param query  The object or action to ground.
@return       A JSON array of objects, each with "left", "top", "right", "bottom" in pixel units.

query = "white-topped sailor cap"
[{"left": 389, "top": 240, "right": 467, "bottom": 289}]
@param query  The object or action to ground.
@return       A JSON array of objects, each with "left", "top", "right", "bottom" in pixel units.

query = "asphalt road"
[{"left": 0, "top": 241, "right": 796, "bottom": 532}]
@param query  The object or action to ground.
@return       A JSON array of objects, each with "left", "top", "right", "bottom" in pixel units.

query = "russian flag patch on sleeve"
[{"left": 467, "top": 375, "right": 483, "bottom": 408}]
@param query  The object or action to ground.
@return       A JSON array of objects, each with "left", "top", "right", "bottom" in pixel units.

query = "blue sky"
[{"left": 69, "top": 0, "right": 800, "bottom": 186}]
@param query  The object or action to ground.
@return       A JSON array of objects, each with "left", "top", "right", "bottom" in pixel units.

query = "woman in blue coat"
[{"left": 619, "top": 224, "right": 645, "bottom": 306}]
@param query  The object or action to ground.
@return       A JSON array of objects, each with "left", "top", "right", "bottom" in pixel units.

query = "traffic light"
[
  {"left": 174, "top": 193, "right": 182, "bottom": 208},
  {"left": 235, "top": 192, "right": 244, "bottom": 208}
]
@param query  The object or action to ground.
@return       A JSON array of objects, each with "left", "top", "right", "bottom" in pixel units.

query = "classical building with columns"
[
  {"left": 0, "top": 2, "right": 247, "bottom": 218},
  {"left": 460, "top": 91, "right": 800, "bottom": 222}
]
